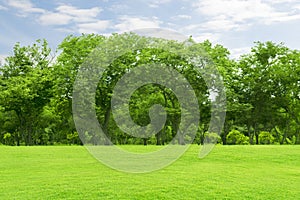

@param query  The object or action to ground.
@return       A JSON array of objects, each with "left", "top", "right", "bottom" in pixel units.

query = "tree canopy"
[{"left": 0, "top": 33, "right": 299, "bottom": 145}]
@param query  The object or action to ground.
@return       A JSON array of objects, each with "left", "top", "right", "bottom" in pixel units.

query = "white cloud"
[
  {"left": 179, "top": 24, "right": 223, "bottom": 41},
  {"left": 7, "top": 1, "right": 103, "bottom": 28},
  {"left": 37, "top": 4, "right": 109, "bottom": 34},
  {"left": 148, "top": 0, "right": 172, "bottom": 8},
  {"left": 200, "top": 16, "right": 247, "bottom": 31},
  {"left": 195, "top": 0, "right": 273, "bottom": 21},
  {"left": 134, "top": 28, "right": 188, "bottom": 42},
  {"left": 77, "top": 20, "right": 110, "bottom": 34},
  {"left": 56, "top": 5, "right": 101, "bottom": 23},
  {"left": 0, "top": 54, "right": 8, "bottom": 65},
  {"left": 0, "top": 5, "right": 7, "bottom": 10},
  {"left": 263, "top": 13, "right": 300, "bottom": 24},
  {"left": 230, "top": 47, "right": 251, "bottom": 59},
  {"left": 193, "top": 0, "right": 300, "bottom": 31},
  {"left": 264, "top": 0, "right": 299, "bottom": 4},
  {"left": 115, "top": 16, "right": 161, "bottom": 32},
  {"left": 7, "top": 1, "right": 105, "bottom": 33},
  {"left": 171, "top": 14, "right": 192, "bottom": 20},
  {"left": 192, "top": 33, "right": 221, "bottom": 43},
  {"left": 181, "top": 24, "right": 202, "bottom": 31},
  {"left": 108, "top": 4, "right": 129, "bottom": 13},
  {"left": 178, "top": 14, "right": 192, "bottom": 19},
  {"left": 55, "top": 27, "right": 74, "bottom": 33},
  {"left": 6, "top": 0, "right": 44, "bottom": 15},
  {"left": 39, "top": 12, "right": 72, "bottom": 25},
  {"left": 38, "top": 5, "right": 102, "bottom": 26}
]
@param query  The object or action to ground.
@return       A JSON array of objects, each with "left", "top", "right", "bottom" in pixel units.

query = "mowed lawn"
[{"left": 0, "top": 145, "right": 299, "bottom": 199}]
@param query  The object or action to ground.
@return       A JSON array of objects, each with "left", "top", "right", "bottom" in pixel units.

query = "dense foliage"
[{"left": 0, "top": 33, "right": 299, "bottom": 145}]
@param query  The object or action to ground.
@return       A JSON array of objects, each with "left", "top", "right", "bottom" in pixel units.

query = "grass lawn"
[{"left": 0, "top": 145, "right": 299, "bottom": 199}]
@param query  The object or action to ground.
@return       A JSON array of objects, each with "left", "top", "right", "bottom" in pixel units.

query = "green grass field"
[{"left": 0, "top": 145, "right": 299, "bottom": 199}]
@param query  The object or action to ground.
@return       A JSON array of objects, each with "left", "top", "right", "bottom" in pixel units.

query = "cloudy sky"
[{"left": 1, "top": 0, "right": 300, "bottom": 62}]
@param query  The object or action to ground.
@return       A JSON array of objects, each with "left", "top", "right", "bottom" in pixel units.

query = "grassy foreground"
[{"left": 0, "top": 145, "right": 299, "bottom": 199}]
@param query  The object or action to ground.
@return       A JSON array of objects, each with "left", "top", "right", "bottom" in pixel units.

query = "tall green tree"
[
  {"left": 50, "top": 34, "right": 105, "bottom": 142},
  {"left": 238, "top": 41, "right": 300, "bottom": 144},
  {"left": 0, "top": 39, "right": 54, "bottom": 145},
  {"left": 74, "top": 33, "right": 213, "bottom": 145}
]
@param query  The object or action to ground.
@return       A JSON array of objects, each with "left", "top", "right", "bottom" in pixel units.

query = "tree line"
[{"left": 0, "top": 33, "right": 299, "bottom": 145}]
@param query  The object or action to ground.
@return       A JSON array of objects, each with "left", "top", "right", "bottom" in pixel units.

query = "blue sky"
[{"left": 1, "top": 0, "right": 300, "bottom": 62}]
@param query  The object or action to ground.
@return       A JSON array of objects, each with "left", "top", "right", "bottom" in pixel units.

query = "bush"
[
  {"left": 203, "top": 132, "right": 222, "bottom": 144},
  {"left": 3, "top": 132, "right": 14, "bottom": 146},
  {"left": 226, "top": 130, "right": 249, "bottom": 145},
  {"left": 259, "top": 131, "right": 275, "bottom": 144},
  {"left": 67, "top": 132, "right": 81, "bottom": 145},
  {"left": 284, "top": 137, "right": 292, "bottom": 145},
  {"left": 292, "top": 136, "right": 296, "bottom": 145}
]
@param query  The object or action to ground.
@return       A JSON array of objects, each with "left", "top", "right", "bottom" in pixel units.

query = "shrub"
[
  {"left": 292, "top": 136, "right": 296, "bottom": 145},
  {"left": 226, "top": 130, "right": 249, "bottom": 145},
  {"left": 284, "top": 137, "right": 292, "bottom": 145},
  {"left": 67, "top": 132, "right": 81, "bottom": 145},
  {"left": 3, "top": 133, "right": 14, "bottom": 146},
  {"left": 259, "top": 131, "right": 275, "bottom": 144},
  {"left": 203, "top": 132, "right": 222, "bottom": 144}
]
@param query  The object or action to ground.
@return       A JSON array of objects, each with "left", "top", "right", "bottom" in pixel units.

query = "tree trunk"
[
  {"left": 281, "top": 132, "right": 288, "bottom": 144},
  {"left": 255, "top": 133, "right": 259, "bottom": 145},
  {"left": 281, "top": 119, "right": 290, "bottom": 144},
  {"left": 247, "top": 124, "right": 253, "bottom": 145},
  {"left": 254, "top": 123, "right": 259, "bottom": 144},
  {"left": 295, "top": 130, "right": 300, "bottom": 144},
  {"left": 17, "top": 111, "right": 26, "bottom": 146},
  {"left": 156, "top": 131, "right": 161, "bottom": 145},
  {"left": 161, "top": 128, "right": 165, "bottom": 145},
  {"left": 28, "top": 122, "right": 33, "bottom": 146},
  {"left": 178, "top": 130, "right": 185, "bottom": 145},
  {"left": 274, "top": 126, "right": 281, "bottom": 144},
  {"left": 15, "top": 132, "right": 20, "bottom": 146},
  {"left": 103, "top": 107, "right": 111, "bottom": 145}
]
